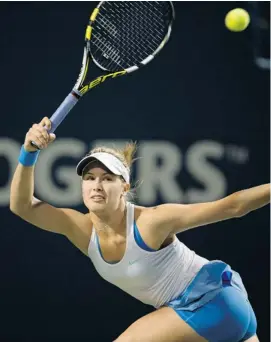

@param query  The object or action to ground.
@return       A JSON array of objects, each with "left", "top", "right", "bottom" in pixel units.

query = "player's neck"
[{"left": 90, "top": 201, "right": 127, "bottom": 235}]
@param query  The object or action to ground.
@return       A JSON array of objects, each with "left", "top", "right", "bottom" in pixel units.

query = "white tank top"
[{"left": 88, "top": 202, "right": 209, "bottom": 308}]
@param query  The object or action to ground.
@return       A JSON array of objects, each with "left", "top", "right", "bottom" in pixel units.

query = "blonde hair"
[{"left": 89, "top": 141, "right": 138, "bottom": 201}]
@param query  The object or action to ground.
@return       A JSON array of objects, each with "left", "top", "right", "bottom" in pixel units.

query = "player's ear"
[{"left": 122, "top": 182, "right": 130, "bottom": 195}]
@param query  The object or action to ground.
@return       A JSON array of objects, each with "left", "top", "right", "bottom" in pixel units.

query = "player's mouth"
[{"left": 91, "top": 195, "right": 105, "bottom": 201}]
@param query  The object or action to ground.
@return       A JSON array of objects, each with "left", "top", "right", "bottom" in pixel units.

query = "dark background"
[{"left": 0, "top": 2, "right": 269, "bottom": 341}]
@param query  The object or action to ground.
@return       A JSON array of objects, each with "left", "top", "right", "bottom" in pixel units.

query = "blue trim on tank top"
[
  {"left": 95, "top": 222, "right": 156, "bottom": 264},
  {"left": 133, "top": 222, "right": 156, "bottom": 252},
  {"left": 95, "top": 234, "right": 117, "bottom": 264}
]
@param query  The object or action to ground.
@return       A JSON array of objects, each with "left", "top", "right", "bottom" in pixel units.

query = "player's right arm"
[{"left": 10, "top": 117, "right": 86, "bottom": 238}]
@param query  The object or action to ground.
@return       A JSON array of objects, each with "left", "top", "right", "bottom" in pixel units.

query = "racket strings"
[
  {"left": 91, "top": 32, "right": 125, "bottom": 69},
  {"left": 104, "top": 3, "right": 165, "bottom": 50},
  {"left": 91, "top": 15, "right": 138, "bottom": 69},
  {"left": 91, "top": 20, "right": 148, "bottom": 70},
  {"left": 111, "top": 2, "right": 166, "bottom": 52},
  {"left": 91, "top": 20, "right": 132, "bottom": 68},
  {"left": 90, "top": 1, "right": 172, "bottom": 72}
]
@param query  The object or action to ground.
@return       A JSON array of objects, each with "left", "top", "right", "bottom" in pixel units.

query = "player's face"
[{"left": 81, "top": 166, "right": 125, "bottom": 212}]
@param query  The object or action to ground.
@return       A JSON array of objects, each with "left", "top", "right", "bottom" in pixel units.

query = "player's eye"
[
  {"left": 83, "top": 174, "right": 95, "bottom": 181},
  {"left": 104, "top": 176, "right": 113, "bottom": 182}
]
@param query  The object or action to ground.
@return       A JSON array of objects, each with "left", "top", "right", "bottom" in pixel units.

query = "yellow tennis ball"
[{"left": 225, "top": 8, "right": 250, "bottom": 32}]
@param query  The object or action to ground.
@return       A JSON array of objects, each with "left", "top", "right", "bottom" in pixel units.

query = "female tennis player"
[{"left": 10, "top": 117, "right": 269, "bottom": 342}]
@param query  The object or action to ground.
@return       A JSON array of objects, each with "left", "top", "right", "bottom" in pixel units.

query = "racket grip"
[
  {"left": 49, "top": 93, "right": 79, "bottom": 133},
  {"left": 30, "top": 92, "right": 79, "bottom": 149}
]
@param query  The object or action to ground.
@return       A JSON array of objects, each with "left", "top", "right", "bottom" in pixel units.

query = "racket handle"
[
  {"left": 49, "top": 93, "right": 79, "bottom": 133},
  {"left": 30, "top": 92, "right": 79, "bottom": 149}
]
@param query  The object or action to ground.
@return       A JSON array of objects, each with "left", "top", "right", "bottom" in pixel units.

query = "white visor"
[{"left": 76, "top": 152, "right": 130, "bottom": 184}]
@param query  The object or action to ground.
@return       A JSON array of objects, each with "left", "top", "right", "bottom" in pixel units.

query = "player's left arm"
[{"left": 151, "top": 183, "right": 270, "bottom": 234}]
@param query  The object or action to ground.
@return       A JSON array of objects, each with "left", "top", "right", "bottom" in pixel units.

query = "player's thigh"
[{"left": 114, "top": 306, "right": 207, "bottom": 342}]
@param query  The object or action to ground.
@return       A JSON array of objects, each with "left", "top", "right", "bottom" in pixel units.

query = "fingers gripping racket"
[{"left": 31, "top": 1, "right": 175, "bottom": 148}]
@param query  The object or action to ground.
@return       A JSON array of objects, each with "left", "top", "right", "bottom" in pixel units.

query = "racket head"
[{"left": 89, "top": 1, "right": 175, "bottom": 73}]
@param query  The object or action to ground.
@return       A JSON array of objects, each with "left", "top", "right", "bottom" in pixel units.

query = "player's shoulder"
[
  {"left": 63, "top": 207, "right": 90, "bottom": 219},
  {"left": 134, "top": 203, "right": 163, "bottom": 214},
  {"left": 83, "top": 212, "right": 93, "bottom": 225},
  {"left": 62, "top": 207, "right": 93, "bottom": 228},
  {"left": 134, "top": 203, "right": 182, "bottom": 226},
  {"left": 134, "top": 204, "right": 163, "bottom": 224},
  {"left": 133, "top": 204, "right": 176, "bottom": 242},
  {"left": 64, "top": 210, "right": 93, "bottom": 236}
]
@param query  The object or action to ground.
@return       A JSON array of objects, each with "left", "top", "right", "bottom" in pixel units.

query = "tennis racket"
[{"left": 31, "top": 1, "right": 175, "bottom": 148}]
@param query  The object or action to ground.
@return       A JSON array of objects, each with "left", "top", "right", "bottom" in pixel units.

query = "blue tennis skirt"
[{"left": 166, "top": 261, "right": 257, "bottom": 342}]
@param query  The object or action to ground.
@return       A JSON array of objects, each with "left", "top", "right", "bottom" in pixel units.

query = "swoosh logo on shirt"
[{"left": 128, "top": 259, "right": 140, "bottom": 265}]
